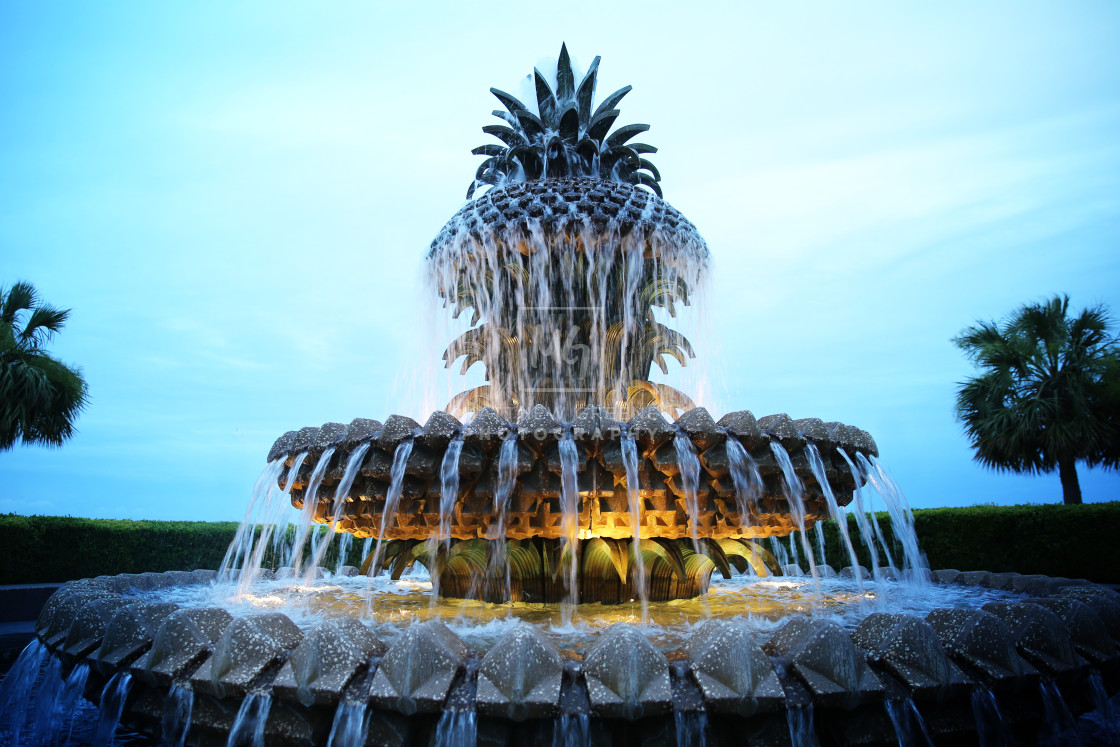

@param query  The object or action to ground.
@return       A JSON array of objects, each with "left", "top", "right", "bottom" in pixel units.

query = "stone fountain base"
[{"left": 22, "top": 567, "right": 1120, "bottom": 746}]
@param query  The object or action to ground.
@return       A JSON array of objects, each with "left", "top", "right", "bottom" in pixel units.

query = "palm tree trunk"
[{"left": 1058, "top": 457, "right": 1082, "bottom": 505}]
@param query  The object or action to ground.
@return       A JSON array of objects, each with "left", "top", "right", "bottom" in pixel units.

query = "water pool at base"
[{"left": 146, "top": 570, "right": 1022, "bottom": 655}]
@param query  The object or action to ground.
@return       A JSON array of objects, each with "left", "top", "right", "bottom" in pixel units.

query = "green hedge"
[
  {"left": 0, "top": 515, "right": 239, "bottom": 584},
  {"left": 802, "top": 501, "right": 1120, "bottom": 584},
  {"left": 3, "top": 503, "right": 1118, "bottom": 585}
]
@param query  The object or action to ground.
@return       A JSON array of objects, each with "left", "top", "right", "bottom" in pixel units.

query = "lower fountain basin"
[{"left": 15, "top": 566, "right": 1120, "bottom": 746}]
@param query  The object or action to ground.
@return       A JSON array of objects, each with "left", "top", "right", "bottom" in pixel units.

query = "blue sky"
[{"left": 2, "top": 1, "right": 1118, "bottom": 520}]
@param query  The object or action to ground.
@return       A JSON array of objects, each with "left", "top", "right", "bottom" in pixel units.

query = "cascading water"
[
  {"left": 430, "top": 434, "right": 464, "bottom": 603},
  {"left": 93, "top": 671, "right": 132, "bottom": 746},
  {"left": 0, "top": 640, "right": 48, "bottom": 743},
  {"left": 806, "top": 443, "right": 862, "bottom": 587},
  {"left": 558, "top": 431, "right": 581, "bottom": 620},
  {"left": 620, "top": 429, "right": 649, "bottom": 617},
  {"left": 858, "top": 453, "right": 927, "bottom": 583},
  {"left": 672, "top": 431, "right": 703, "bottom": 553},
  {"left": 227, "top": 692, "right": 271, "bottom": 747},
  {"left": 489, "top": 434, "right": 519, "bottom": 603},
  {"left": 303, "top": 441, "right": 372, "bottom": 583},
  {"left": 724, "top": 435, "right": 761, "bottom": 522},
  {"left": 433, "top": 710, "right": 477, "bottom": 747},
  {"left": 551, "top": 713, "right": 590, "bottom": 747},
  {"left": 970, "top": 687, "right": 1008, "bottom": 747},
  {"left": 160, "top": 683, "right": 193, "bottom": 747},
  {"left": 327, "top": 700, "right": 369, "bottom": 747},
  {"left": 289, "top": 446, "right": 337, "bottom": 577},
  {"left": 786, "top": 703, "right": 818, "bottom": 747},
  {"left": 39, "top": 660, "right": 89, "bottom": 745},
  {"left": 29, "top": 656, "right": 64, "bottom": 744},
  {"left": 836, "top": 448, "right": 887, "bottom": 582},
  {"left": 673, "top": 711, "right": 708, "bottom": 747},
  {"left": 366, "top": 439, "right": 415, "bottom": 580},
  {"left": 1038, "top": 680, "right": 1077, "bottom": 744},
  {"left": 769, "top": 442, "right": 819, "bottom": 588},
  {"left": 884, "top": 697, "right": 932, "bottom": 746}
]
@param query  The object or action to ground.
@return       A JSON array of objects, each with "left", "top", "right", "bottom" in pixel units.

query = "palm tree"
[
  {"left": 953, "top": 295, "right": 1120, "bottom": 504},
  {"left": 0, "top": 281, "right": 89, "bottom": 450}
]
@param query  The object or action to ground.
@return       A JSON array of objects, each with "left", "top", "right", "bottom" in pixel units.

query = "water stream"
[
  {"left": 672, "top": 432, "right": 702, "bottom": 553},
  {"left": 558, "top": 432, "right": 581, "bottom": 621},
  {"left": 490, "top": 435, "right": 520, "bottom": 604},
  {"left": 620, "top": 429, "right": 649, "bottom": 618},
  {"left": 226, "top": 692, "right": 271, "bottom": 747}
]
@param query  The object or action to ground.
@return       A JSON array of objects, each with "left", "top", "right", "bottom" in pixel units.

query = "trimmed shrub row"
[{"left": 2, "top": 502, "right": 1117, "bottom": 585}]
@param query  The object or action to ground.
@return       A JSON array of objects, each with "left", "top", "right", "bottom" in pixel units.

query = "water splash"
[
  {"left": 327, "top": 700, "right": 369, "bottom": 747},
  {"left": 160, "top": 683, "right": 193, "bottom": 747},
  {"left": 559, "top": 431, "right": 581, "bottom": 621},
  {"left": 94, "top": 671, "right": 132, "bottom": 746},
  {"left": 620, "top": 429, "right": 648, "bottom": 618},
  {"left": 227, "top": 692, "right": 271, "bottom": 747},
  {"left": 673, "top": 431, "right": 702, "bottom": 553}
]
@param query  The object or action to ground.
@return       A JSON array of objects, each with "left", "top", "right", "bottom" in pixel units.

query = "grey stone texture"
[
  {"left": 476, "top": 623, "right": 563, "bottom": 720},
  {"left": 583, "top": 623, "right": 672, "bottom": 719},
  {"left": 368, "top": 621, "right": 467, "bottom": 715},
  {"left": 683, "top": 619, "right": 784, "bottom": 716}
]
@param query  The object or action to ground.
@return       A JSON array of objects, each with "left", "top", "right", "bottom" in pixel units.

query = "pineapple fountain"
[{"left": 9, "top": 46, "right": 1120, "bottom": 747}]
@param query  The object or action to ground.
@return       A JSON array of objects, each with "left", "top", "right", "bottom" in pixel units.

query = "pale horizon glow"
[{"left": 1, "top": 1, "right": 1118, "bottom": 520}]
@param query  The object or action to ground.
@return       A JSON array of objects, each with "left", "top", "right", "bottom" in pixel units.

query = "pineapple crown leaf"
[{"left": 467, "top": 45, "right": 662, "bottom": 198}]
